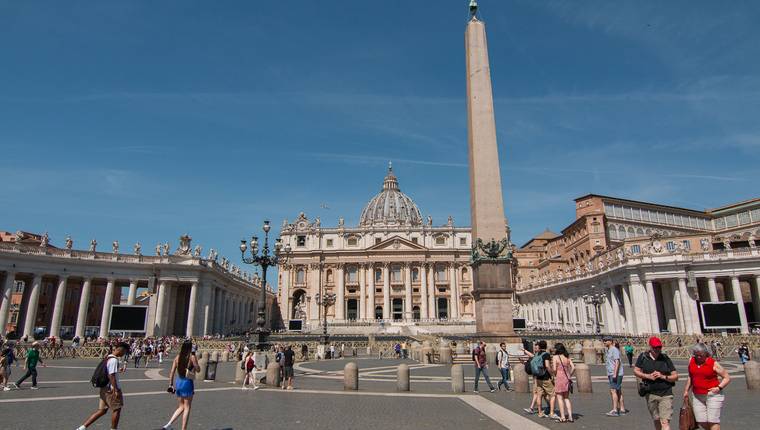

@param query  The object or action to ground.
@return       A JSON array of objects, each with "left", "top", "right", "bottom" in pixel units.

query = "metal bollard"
[
  {"left": 745, "top": 360, "right": 760, "bottom": 390},
  {"left": 397, "top": 363, "right": 410, "bottom": 391},
  {"left": 451, "top": 364, "right": 465, "bottom": 393},
  {"left": 344, "top": 362, "right": 359, "bottom": 391},
  {"left": 513, "top": 363, "right": 530, "bottom": 393},
  {"left": 575, "top": 363, "right": 593, "bottom": 393}
]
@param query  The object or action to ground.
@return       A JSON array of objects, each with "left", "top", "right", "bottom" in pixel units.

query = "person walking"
[
  {"left": 683, "top": 343, "right": 731, "bottom": 430},
  {"left": 301, "top": 343, "right": 308, "bottom": 361},
  {"left": 624, "top": 342, "right": 635, "bottom": 367},
  {"left": 496, "top": 342, "right": 512, "bottom": 391},
  {"left": 0, "top": 348, "right": 10, "bottom": 390},
  {"left": 735, "top": 342, "right": 751, "bottom": 364},
  {"left": 12, "top": 341, "right": 45, "bottom": 390},
  {"left": 472, "top": 340, "right": 495, "bottom": 393},
  {"left": 604, "top": 336, "right": 627, "bottom": 417},
  {"left": 634, "top": 336, "right": 678, "bottom": 430},
  {"left": 552, "top": 343, "right": 575, "bottom": 423},
  {"left": 162, "top": 340, "right": 200, "bottom": 430},
  {"left": 76, "top": 342, "right": 130, "bottom": 430},
  {"left": 242, "top": 351, "right": 257, "bottom": 390},
  {"left": 282, "top": 345, "right": 295, "bottom": 390}
]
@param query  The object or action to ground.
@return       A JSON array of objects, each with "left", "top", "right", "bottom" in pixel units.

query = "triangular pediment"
[{"left": 367, "top": 235, "right": 427, "bottom": 251}]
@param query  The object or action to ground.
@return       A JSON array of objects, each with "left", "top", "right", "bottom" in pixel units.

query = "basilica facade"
[{"left": 277, "top": 166, "right": 477, "bottom": 329}]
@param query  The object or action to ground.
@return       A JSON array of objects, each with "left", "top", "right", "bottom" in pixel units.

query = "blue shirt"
[{"left": 606, "top": 346, "right": 624, "bottom": 376}]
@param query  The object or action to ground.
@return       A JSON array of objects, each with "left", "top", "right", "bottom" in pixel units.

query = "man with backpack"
[
  {"left": 496, "top": 342, "right": 512, "bottom": 391},
  {"left": 529, "top": 340, "right": 557, "bottom": 418},
  {"left": 472, "top": 340, "right": 495, "bottom": 393},
  {"left": 76, "top": 342, "right": 130, "bottom": 430}
]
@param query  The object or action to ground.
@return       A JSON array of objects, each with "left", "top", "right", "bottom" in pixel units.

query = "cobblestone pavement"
[{"left": 0, "top": 356, "right": 757, "bottom": 429}]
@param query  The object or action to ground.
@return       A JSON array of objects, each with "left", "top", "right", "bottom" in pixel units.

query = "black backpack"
[{"left": 91, "top": 356, "right": 111, "bottom": 388}]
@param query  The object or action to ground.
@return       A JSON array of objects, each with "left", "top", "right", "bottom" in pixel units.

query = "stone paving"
[{"left": 0, "top": 355, "right": 758, "bottom": 429}]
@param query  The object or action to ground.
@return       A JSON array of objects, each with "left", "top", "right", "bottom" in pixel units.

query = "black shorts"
[{"left": 283, "top": 366, "right": 294, "bottom": 379}]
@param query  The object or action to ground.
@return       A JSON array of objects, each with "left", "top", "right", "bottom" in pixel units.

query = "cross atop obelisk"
[{"left": 465, "top": 1, "right": 516, "bottom": 339}]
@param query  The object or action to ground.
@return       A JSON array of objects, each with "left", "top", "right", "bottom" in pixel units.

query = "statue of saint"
[
  {"left": 112, "top": 240, "right": 119, "bottom": 254},
  {"left": 155, "top": 244, "right": 162, "bottom": 256},
  {"left": 133, "top": 242, "right": 141, "bottom": 255},
  {"left": 163, "top": 242, "right": 170, "bottom": 256},
  {"left": 65, "top": 236, "right": 73, "bottom": 250},
  {"left": 89, "top": 239, "right": 97, "bottom": 252},
  {"left": 193, "top": 245, "right": 202, "bottom": 257}
]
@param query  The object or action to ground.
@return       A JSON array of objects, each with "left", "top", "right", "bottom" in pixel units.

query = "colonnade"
[{"left": 522, "top": 273, "right": 760, "bottom": 335}]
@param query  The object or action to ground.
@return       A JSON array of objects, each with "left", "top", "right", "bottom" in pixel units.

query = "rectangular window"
[
  {"left": 682, "top": 240, "right": 691, "bottom": 250},
  {"left": 347, "top": 267, "right": 358, "bottom": 283},
  {"left": 641, "top": 210, "right": 651, "bottom": 222},
  {"left": 412, "top": 269, "right": 419, "bottom": 282},
  {"left": 391, "top": 265, "right": 402, "bottom": 282},
  {"left": 623, "top": 206, "right": 632, "bottom": 219},
  {"left": 375, "top": 270, "right": 382, "bottom": 282},
  {"left": 435, "top": 266, "right": 447, "bottom": 282},
  {"left": 666, "top": 241, "right": 676, "bottom": 251},
  {"left": 435, "top": 236, "right": 445, "bottom": 246},
  {"left": 604, "top": 203, "right": 614, "bottom": 215},
  {"left": 725, "top": 215, "right": 738, "bottom": 228},
  {"left": 347, "top": 237, "right": 358, "bottom": 246},
  {"left": 411, "top": 237, "right": 418, "bottom": 244},
  {"left": 631, "top": 244, "right": 641, "bottom": 254},
  {"left": 297, "top": 236, "right": 306, "bottom": 247},
  {"left": 751, "top": 209, "right": 760, "bottom": 223},
  {"left": 326, "top": 239, "right": 333, "bottom": 247},
  {"left": 738, "top": 211, "right": 750, "bottom": 225},
  {"left": 657, "top": 212, "right": 667, "bottom": 224},
  {"left": 614, "top": 205, "right": 623, "bottom": 217},
  {"left": 666, "top": 213, "right": 674, "bottom": 224},
  {"left": 631, "top": 208, "right": 641, "bottom": 221},
  {"left": 459, "top": 237, "right": 466, "bottom": 246}
]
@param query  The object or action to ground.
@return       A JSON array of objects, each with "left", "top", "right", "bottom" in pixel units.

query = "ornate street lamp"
[
  {"left": 315, "top": 291, "right": 336, "bottom": 347},
  {"left": 583, "top": 290, "right": 607, "bottom": 334},
  {"left": 239, "top": 220, "right": 291, "bottom": 351}
]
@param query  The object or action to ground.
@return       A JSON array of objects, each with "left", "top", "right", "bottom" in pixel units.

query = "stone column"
[
  {"left": 309, "top": 264, "right": 320, "bottom": 323},
  {"left": 630, "top": 278, "right": 649, "bottom": 335},
  {"left": 212, "top": 288, "right": 222, "bottom": 334},
  {"left": 645, "top": 280, "right": 660, "bottom": 334},
  {"left": 678, "top": 277, "right": 700, "bottom": 334},
  {"left": 367, "top": 265, "right": 376, "bottom": 320},
  {"left": 404, "top": 263, "right": 413, "bottom": 321},
  {"left": 359, "top": 265, "right": 367, "bottom": 320},
  {"left": 49, "top": 275, "right": 68, "bottom": 338},
  {"left": 382, "top": 264, "right": 390, "bottom": 319},
  {"left": 75, "top": 278, "right": 92, "bottom": 338},
  {"left": 660, "top": 282, "right": 677, "bottom": 333},
  {"left": 99, "top": 278, "right": 116, "bottom": 338},
  {"left": 751, "top": 276, "right": 760, "bottom": 324},
  {"left": 0, "top": 271, "right": 16, "bottom": 336},
  {"left": 186, "top": 281, "right": 198, "bottom": 337},
  {"left": 672, "top": 280, "right": 686, "bottom": 334},
  {"left": 336, "top": 264, "right": 345, "bottom": 321},
  {"left": 154, "top": 281, "right": 169, "bottom": 336},
  {"left": 608, "top": 287, "right": 621, "bottom": 334},
  {"left": 449, "top": 264, "right": 459, "bottom": 320},
  {"left": 730, "top": 276, "right": 749, "bottom": 334},
  {"left": 21, "top": 274, "right": 43, "bottom": 339},
  {"left": 621, "top": 283, "right": 634, "bottom": 334},
  {"left": 127, "top": 279, "right": 138, "bottom": 305},
  {"left": 281, "top": 266, "right": 290, "bottom": 323},
  {"left": 707, "top": 277, "right": 719, "bottom": 302},
  {"left": 602, "top": 292, "right": 614, "bottom": 333},
  {"left": 201, "top": 283, "right": 213, "bottom": 335},
  {"left": 427, "top": 265, "right": 436, "bottom": 318},
  {"left": 420, "top": 264, "right": 428, "bottom": 320}
]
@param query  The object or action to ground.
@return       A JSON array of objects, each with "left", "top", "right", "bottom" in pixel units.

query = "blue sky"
[{"left": 2, "top": 0, "right": 759, "bottom": 262}]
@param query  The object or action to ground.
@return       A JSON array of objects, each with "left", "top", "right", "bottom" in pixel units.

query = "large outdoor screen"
[
  {"left": 700, "top": 302, "right": 742, "bottom": 329},
  {"left": 109, "top": 305, "right": 148, "bottom": 332},
  {"left": 513, "top": 318, "right": 527, "bottom": 330},
  {"left": 288, "top": 320, "right": 303, "bottom": 331}
]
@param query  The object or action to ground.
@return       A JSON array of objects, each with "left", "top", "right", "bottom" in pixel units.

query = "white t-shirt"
[{"left": 106, "top": 355, "right": 120, "bottom": 390}]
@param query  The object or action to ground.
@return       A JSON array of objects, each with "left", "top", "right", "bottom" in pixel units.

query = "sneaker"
[
  {"left": 242, "top": 386, "right": 248, "bottom": 390},
  {"left": 3, "top": 387, "right": 10, "bottom": 391},
  {"left": 287, "top": 386, "right": 294, "bottom": 390},
  {"left": 506, "top": 386, "right": 514, "bottom": 392},
  {"left": 522, "top": 408, "right": 536, "bottom": 415},
  {"left": 548, "top": 414, "right": 561, "bottom": 420},
  {"left": 489, "top": 389, "right": 495, "bottom": 393},
  {"left": 31, "top": 386, "right": 39, "bottom": 390},
  {"left": 605, "top": 410, "right": 620, "bottom": 417},
  {"left": 253, "top": 386, "right": 260, "bottom": 390},
  {"left": 473, "top": 390, "right": 479, "bottom": 394},
  {"left": 620, "top": 409, "right": 630, "bottom": 415}
]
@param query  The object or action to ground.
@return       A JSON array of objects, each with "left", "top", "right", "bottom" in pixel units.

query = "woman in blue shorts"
[{"left": 162, "top": 340, "right": 199, "bottom": 430}]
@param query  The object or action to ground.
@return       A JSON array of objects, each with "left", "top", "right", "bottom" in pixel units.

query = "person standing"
[
  {"left": 301, "top": 343, "right": 308, "bottom": 361},
  {"left": 683, "top": 343, "right": 730, "bottom": 430},
  {"left": 0, "top": 348, "right": 9, "bottom": 390},
  {"left": 496, "top": 342, "right": 512, "bottom": 391},
  {"left": 12, "top": 341, "right": 45, "bottom": 390},
  {"left": 282, "top": 345, "right": 295, "bottom": 390},
  {"left": 624, "top": 342, "right": 635, "bottom": 367},
  {"left": 604, "top": 336, "right": 627, "bottom": 417},
  {"left": 242, "top": 351, "right": 257, "bottom": 390},
  {"left": 472, "top": 340, "right": 495, "bottom": 393},
  {"left": 634, "top": 336, "right": 678, "bottom": 430},
  {"left": 551, "top": 343, "right": 575, "bottom": 422},
  {"left": 531, "top": 340, "right": 557, "bottom": 418},
  {"left": 76, "top": 342, "right": 129, "bottom": 430},
  {"left": 162, "top": 340, "right": 200, "bottom": 430}
]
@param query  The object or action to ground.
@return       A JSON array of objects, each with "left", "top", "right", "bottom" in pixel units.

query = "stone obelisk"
[{"left": 466, "top": 1, "right": 516, "bottom": 339}]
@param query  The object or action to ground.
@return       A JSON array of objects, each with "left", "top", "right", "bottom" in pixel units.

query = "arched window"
[
  {"left": 412, "top": 306, "right": 421, "bottom": 320},
  {"left": 636, "top": 227, "right": 644, "bottom": 236},
  {"left": 627, "top": 227, "right": 635, "bottom": 237},
  {"left": 412, "top": 268, "right": 419, "bottom": 282},
  {"left": 375, "top": 269, "right": 382, "bottom": 282},
  {"left": 391, "top": 265, "right": 402, "bottom": 282},
  {"left": 618, "top": 225, "right": 626, "bottom": 239},
  {"left": 346, "top": 266, "right": 358, "bottom": 283},
  {"left": 374, "top": 306, "right": 383, "bottom": 320},
  {"left": 609, "top": 227, "right": 618, "bottom": 240}
]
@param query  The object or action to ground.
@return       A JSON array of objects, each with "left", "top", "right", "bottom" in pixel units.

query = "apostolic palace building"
[
  {"left": 515, "top": 194, "right": 760, "bottom": 336},
  {"left": 0, "top": 232, "right": 275, "bottom": 339}
]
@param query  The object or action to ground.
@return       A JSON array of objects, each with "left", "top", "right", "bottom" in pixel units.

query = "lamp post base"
[
  {"left": 320, "top": 333, "right": 330, "bottom": 346},
  {"left": 250, "top": 328, "right": 271, "bottom": 352}
]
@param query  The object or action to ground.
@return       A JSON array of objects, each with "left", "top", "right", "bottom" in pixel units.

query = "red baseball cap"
[{"left": 648, "top": 337, "right": 663, "bottom": 348}]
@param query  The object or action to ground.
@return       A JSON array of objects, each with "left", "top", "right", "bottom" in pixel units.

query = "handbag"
[
  {"left": 678, "top": 398, "right": 697, "bottom": 430},
  {"left": 638, "top": 380, "right": 649, "bottom": 397}
]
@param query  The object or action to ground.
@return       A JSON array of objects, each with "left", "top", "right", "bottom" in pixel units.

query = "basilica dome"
[{"left": 359, "top": 165, "right": 423, "bottom": 227}]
